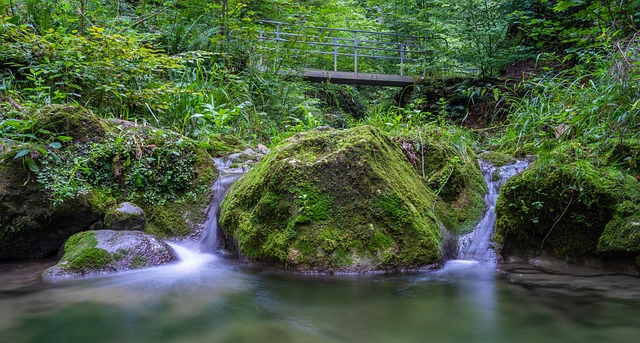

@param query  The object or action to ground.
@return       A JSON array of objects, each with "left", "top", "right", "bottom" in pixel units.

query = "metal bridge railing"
[{"left": 257, "top": 21, "right": 444, "bottom": 76}]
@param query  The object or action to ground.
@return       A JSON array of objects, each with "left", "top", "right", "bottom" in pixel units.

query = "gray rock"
[
  {"left": 104, "top": 202, "right": 146, "bottom": 231},
  {"left": 43, "top": 230, "right": 176, "bottom": 279}
]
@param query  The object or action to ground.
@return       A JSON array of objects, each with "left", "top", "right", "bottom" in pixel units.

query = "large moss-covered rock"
[
  {"left": 597, "top": 201, "right": 640, "bottom": 256},
  {"left": 0, "top": 159, "right": 100, "bottom": 260},
  {"left": 606, "top": 138, "right": 640, "bottom": 179},
  {"left": 219, "top": 126, "right": 443, "bottom": 272},
  {"left": 42, "top": 230, "right": 176, "bottom": 279},
  {"left": 495, "top": 159, "right": 640, "bottom": 259}
]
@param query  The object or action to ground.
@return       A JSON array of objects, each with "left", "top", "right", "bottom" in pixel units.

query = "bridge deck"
[{"left": 300, "top": 70, "right": 416, "bottom": 87}]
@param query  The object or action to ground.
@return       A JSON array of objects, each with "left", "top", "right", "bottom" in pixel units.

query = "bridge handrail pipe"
[
  {"left": 259, "top": 48, "right": 425, "bottom": 61},
  {"left": 258, "top": 20, "right": 433, "bottom": 41},
  {"left": 258, "top": 35, "right": 427, "bottom": 61},
  {"left": 260, "top": 31, "right": 423, "bottom": 47},
  {"left": 261, "top": 35, "right": 425, "bottom": 50},
  {"left": 259, "top": 38, "right": 425, "bottom": 55},
  {"left": 259, "top": 46, "right": 425, "bottom": 61}
]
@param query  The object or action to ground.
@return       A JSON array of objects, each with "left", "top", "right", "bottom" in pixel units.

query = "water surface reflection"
[{"left": 1, "top": 256, "right": 640, "bottom": 343}]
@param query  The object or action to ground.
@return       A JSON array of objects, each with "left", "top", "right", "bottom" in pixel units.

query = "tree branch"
[{"left": 131, "top": 0, "right": 182, "bottom": 28}]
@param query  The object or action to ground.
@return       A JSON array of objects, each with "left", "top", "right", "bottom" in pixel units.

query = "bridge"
[{"left": 256, "top": 21, "right": 447, "bottom": 87}]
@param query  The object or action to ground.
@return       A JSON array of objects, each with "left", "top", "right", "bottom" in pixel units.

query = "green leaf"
[
  {"left": 554, "top": 1, "right": 582, "bottom": 12},
  {"left": 49, "top": 142, "right": 62, "bottom": 149},
  {"left": 13, "top": 149, "right": 30, "bottom": 159},
  {"left": 25, "top": 158, "right": 39, "bottom": 173},
  {"left": 58, "top": 135, "right": 73, "bottom": 142}
]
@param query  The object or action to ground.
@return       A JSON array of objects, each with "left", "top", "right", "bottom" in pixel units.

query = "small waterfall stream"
[
  {"left": 457, "top": 159, "right": 530, "bottom": 262},
  {"left": 168, "top": 156, "right": 245, "bottom": 264},
  {"left": 199, "top": 157, "right": 246, "bottom": 252}
]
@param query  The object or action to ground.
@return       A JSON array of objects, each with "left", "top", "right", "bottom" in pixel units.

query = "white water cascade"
[
  {"left": 457, "top": 159, "right": 530, "bottom": 262},
  {"left": 199, "top": 157, "right": 245, "bottom": 252},
  {"left": 169, "top": 156, "right": 245, "bottom": 263}
]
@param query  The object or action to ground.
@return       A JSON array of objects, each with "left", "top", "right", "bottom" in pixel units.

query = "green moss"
[
  {"left": 606, "top": 139, "right": 640, "bottom": 177},
  {"left": 61, "top": 231, "right": 113, "bottom": 271},
  {"left": 199, "top": 133, "right": 248, "bottom": 157},
  {"left": 34, "top": 104, "right": 106, "bottom": 143},
  {"left": 130, "top": 255, "right": 148, "bottom": 269},
  {"left": 478, "top": 151, "right": 516, "bottom": 167},
  {"left": 394, "top": 127, "right": 487, "bottom": 234},
  {"left": 220, "top": 126, "right": 443, "bottom": 272},
  {"left": 597, "top": 201, "right": 640, "bottom": 256},
  {"left": 85, "top": 127, "right": 218, "bottom": 238},
  {"left": 495, "top": 155, "right": 640, "bottom": 258},
  {"left": 87, "top": 188, "right": 118, "bottom": 215}
]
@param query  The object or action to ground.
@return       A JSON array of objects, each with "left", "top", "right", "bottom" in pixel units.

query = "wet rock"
[
  {"left": 104, "top": 202, "right": 146, "bottom": 231},
  {"left": 219, "top": 126, "right": 443, "bottom": 272},
  {"left": 43, "top": 230, "right": 176, "bottom": 279}
]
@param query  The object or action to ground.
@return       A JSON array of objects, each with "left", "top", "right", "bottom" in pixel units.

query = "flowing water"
[
  {"left": 2, "top": 159, "right": 640, "bottom": 343},
  {"left": 457, "top": 159, "right": 530, "bottom": 262},
  {"left": 199, "top": 157, "right": 245, "bottom": 252}
]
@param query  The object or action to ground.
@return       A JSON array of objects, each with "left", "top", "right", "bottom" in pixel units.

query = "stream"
[{"left": 1, "top": 159, "right": 640, "bottom": 343}]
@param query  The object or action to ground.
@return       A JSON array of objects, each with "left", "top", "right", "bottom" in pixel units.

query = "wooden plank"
[{"left": 300, "top": 70, "right": 416, "bottom": 87}]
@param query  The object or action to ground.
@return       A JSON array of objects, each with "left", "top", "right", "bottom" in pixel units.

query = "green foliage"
[
  {"left": 515, "top": 0, "right": 640, "bottom": 54},
  {"left": 0, "top": 19, "right": 184, "bottom": 118}
]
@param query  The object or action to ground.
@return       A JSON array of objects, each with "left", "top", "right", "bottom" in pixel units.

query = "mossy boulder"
[
  {"left": 104, "top": 202, "right": 146, "bottom": 231},
  {"left": 219, "top": 126, "right": 443, "bottom": 272},
  {"left": 606, "top": 139, "right": 640, "bottom": 178},
  {"left": 199, "top": 133, "right": 248, "bottom": 157},
  {"left": 495, "top": 158, "right": 640, "bottom": 259},
  {"left": 42, "top": 230, "right": 176, "bottom": 279},
  {"left": 0, "top": 158, "right": 100, "bottom": 260},
  {"left": 597, "top": 201, "right": 640, "bottom": 256}
]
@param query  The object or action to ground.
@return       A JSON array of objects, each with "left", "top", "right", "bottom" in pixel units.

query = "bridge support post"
[
  {"left": 353, "top": 31, "right": 358, "bottom": 74},
  {"left": 400, "top": 42, "right": 404, "bottom": 76},
  {"left": 333, "top": 38, "right": 338, "bottom": 72}
]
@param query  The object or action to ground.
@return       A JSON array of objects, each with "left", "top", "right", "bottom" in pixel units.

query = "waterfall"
[
  {"left": 457, "top": 159, "right": 530, "bottom": 262},
  {"left": 199, "top": 156, "right": 246, "bottom": 252}
]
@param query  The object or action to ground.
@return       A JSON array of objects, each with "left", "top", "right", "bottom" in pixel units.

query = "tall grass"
[{"left": 496, "top": 42, "right": 639, "bottom": 155}]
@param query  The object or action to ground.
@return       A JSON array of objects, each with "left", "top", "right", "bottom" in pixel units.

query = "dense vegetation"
[{"left": 1, "top": 1, "right": 639, "bottom": 267}]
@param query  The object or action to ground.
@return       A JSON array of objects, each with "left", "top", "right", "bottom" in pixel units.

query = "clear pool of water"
[{"left": 2, "top": 253, "right": 640, "bottom": 343}]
